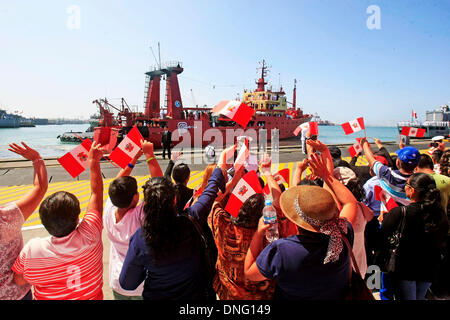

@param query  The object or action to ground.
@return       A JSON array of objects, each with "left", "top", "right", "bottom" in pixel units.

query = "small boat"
[{"left": 57, "top": 129, "right": 94, "bottom": 143}]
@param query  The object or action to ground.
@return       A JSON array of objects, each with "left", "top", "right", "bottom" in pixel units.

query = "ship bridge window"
[{"left": 248, "top": 121, "right": 255, "bottom": 127}]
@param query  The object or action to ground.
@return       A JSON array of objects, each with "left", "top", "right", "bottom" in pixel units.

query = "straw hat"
[{"left": 280, "top": 185, "right": 339, "bottom": 233}]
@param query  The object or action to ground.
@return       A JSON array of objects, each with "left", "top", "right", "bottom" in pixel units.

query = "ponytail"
[{"left": 409, "top": 173, "right": 445, "bottom": 234}]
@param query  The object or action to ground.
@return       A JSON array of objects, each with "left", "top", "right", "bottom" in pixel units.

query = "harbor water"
[{"left": 0, "top": 124, "right": 400, "bottom": 160}]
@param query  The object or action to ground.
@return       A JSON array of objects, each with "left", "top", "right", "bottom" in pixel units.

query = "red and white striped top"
[{"left": 12, "top": 211, "right": 104, "bottom": 300}]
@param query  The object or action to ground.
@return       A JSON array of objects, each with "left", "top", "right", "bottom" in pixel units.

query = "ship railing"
[
  {"left": 398, "top": 121, "right": 450, "bottom": 127},
  {"left": 148, "top": 61, "right": 183, "bottom": 72}
]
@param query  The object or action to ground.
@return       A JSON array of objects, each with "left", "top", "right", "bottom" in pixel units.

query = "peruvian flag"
[
  {"left": 412, "top": 110, "right": 417, "bottom": 119},
  {"left": 263, "top": 168, "right": 290, "bottom": 195},
  {"left": 341, "top": 117, "right": 365, "bottom": 135},
  {"left": 58, "top": 139, "right": 93, "bottom": 178},
  {"left": 348, "top": 141, "right": 363, "bottom": 158},
  {"left": 108, "top": 126, "right": 144, "bottom": 168},
  {"left": 225, "top": 170, "right": 263, "bottom": 217},
  {"left": 374, "top": 185, "right": 398, "bottom": 221},
  {"left": 294, "top": 121, "right": 319, "bottom": 136},
  {"left": 401, "top": 126, "right": 425, "bottom": 138},
  {"left": 234, "top": 139, "right": 250, "bottom": 171},
  {"left": 212, "top": 100, "right": 255, "bottom": 128}
]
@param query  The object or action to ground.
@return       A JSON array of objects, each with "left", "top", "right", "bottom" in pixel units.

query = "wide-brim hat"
[{"left": 280, "top": 185, "right": 338, "bottom": 233}]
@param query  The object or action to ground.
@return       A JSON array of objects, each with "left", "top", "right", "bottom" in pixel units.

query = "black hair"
[
  {"left": 298, "top": 179, "right": 319, "bottom": 186},
  {"left": 417, "top": 154, "right": 434, "bottom": 170},
  {"left": 108, "top": 176, "right": 138, "bottom": 208},
  {"left": 397, "top": 159, "right": 418, "bottom": 173},
  {"left": 230, "top": 193, "right": 265, "bottom": 229},
  {"left": 141, "top": 177, "right": 179, "bottom": 262},
  {"left": 345, "top": 178, "right": 366, "bottom": 202},
  {"left": 39, "top": 191, "right": 80, "bottom": 237},
  {"left": 408, "top": 173, "right": 445, "bottom": 234},
  {"left": 172, "top": 163, "right": 190, "bottom": 185}
]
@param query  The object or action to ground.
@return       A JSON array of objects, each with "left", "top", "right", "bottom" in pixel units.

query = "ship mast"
[
  {"left": 256, "top": 59, "right": 269, "bottom": 92},
  {"left": 293, "top": 79, "right": 297, "bottom": 110}
]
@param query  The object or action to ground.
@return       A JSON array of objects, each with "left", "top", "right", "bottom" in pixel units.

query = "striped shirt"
[
  {"left": 12, "top": 211, "right": 103, "bottom": 300},
  {"left": 372, "top": 161, "right": 411, "bottom": 206}
]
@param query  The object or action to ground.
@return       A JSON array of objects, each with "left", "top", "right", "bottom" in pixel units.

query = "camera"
[{"left": 430, "top": 142, "right": 439, "bottom": 148}]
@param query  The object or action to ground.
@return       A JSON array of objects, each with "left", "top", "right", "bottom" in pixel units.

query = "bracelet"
[
  {"left": 127, "top": 163, "right": 135, "bottom": 169},
  {"left": 146, "top": 156, "right": 155, "bottom": 163}
]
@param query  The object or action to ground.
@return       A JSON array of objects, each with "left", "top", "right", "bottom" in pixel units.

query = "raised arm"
[
  {"left": 141, "top": 140, "right": 163, "bottom": 177},
  {"left": 259, "top": 154, "right": 282, "bottom": 208},
  {"left": 306, "top": 139, "right": 334, "bottom": 175},
  {"left": 360, "top": 137, "right": 377, "bottom": 168},
  {"left": 8, "top": 142, "right": 48, "bottom": 220},
  {"left": 293, "top": 159, "right": 308, "bottom": 186},
  {"left": 164, "top": 151, "right": 182, "bottom": 180},
  {"left": 308, "top": 152, "right": 357, "bottom": 207},
  {"left": 87, "top": 141, "right": 104, "bottom": 214},
  {"left": 115, "top": 149, "right": 143, "bottom": 179},
  {"left": 244, "top": 216, "right": 270, "bottom": 282},
  {"left": 186, "top": 144, "right": 234, "bottom": 222}
]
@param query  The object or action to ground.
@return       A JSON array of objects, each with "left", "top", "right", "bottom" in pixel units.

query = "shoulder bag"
[
  {"left": 342, "top": 233, "right": 376, "bottom": 300},
  {"left": 380, "top": 206, "right": 407, "bottom": 273}
]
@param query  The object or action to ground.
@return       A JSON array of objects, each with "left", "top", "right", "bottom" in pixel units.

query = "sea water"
[{"left": 0, "top": 124, "right": 399, "bottom": 159}]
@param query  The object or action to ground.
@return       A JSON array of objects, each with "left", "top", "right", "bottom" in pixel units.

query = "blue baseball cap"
[{"left": 395, "top": 146, "right": 420, "bottom": 165}]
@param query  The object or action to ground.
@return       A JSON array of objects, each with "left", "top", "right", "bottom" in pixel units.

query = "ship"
[
  {"left": 92, "top": 59, "right": 312, "bottom": 152},
  {"left": 0, "top": 109, "right": 20, "bottom": 128},
  {"left": 397, "top": 104, "right": 450, "bottom": 139},
  {"left": 0, "top": 109, "right": 35, "bottom": 128}
]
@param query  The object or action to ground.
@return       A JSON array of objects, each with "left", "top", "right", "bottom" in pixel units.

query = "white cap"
[{"left": 432, "top": 136, "right": 445, "bottom": 141}]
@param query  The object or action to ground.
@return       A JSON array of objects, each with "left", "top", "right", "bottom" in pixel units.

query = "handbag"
[
  {"left": 377, "top": 206, "right": 407, "bottom": 273},
  {"left": 341, "top": 234, "right": 375, "bottom": 300}
]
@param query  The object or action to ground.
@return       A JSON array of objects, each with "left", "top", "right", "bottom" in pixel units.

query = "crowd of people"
[{"left": 0, "top": 135, "right": 449, "bottom": 301}]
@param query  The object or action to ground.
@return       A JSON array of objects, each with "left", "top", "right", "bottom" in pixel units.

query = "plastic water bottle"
[{"left": 262, "top": 199, "right": 279, "bottom": 242}]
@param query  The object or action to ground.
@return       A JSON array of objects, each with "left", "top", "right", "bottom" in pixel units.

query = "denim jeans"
[{"left": 394, "top": 280, "right": 432, "bottom": 300}]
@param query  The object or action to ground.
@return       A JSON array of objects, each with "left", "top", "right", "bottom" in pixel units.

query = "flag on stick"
[
  {"left": 401, "top": 127, "right": 425, "bottom": 138},
  {"left": 225, "top": 171, "right": 263, "bottom": 217},
  {"left": 348, "top": 141, "right": 363, "bottom": 158},
  {"left": 294, "top": 121, "right": 319, "bottom": 136},
  {"left": 212, "top": 100, "right": 255, "bottom": 128},
  {"left": 108, "top": 126, "right": 144, "bottom": 168},
  {"left": 374, "top": 185, "right": 399, "bottom": 222},
  {"left": 57, "top": 139, "right": 93, "bottom": 178},
  {"left": 341, "top": 117, "right": 365, "bottom": 135},
  {"left": 234, "top": 139, "right": 250, "bottom": 171}
]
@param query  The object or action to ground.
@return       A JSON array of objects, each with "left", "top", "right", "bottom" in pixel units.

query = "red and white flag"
[
  {"left": 58, "top": 139, "right": 93, "bottom": 178},
  {"left": 341, "top": 117, "right": 365, "bottom": 135},
  {"left": 234, "top": 139, "right": 250, "bottom": 171},
  {"left": 374, "top": 185, "right": 398, "bottom": 221},
  {"left": 212, "top": 100, "right": 255, "bottom": 128},
  {"left": 412, "top": 110, "right": 417, "bottom": 119},
  {"left": 294, "top": 121, "right": 319, "bottom": 136},
  {"left": 348, "top": 141, "right": 363, "bottom": 158},
  {"left": 108, "top": 126, "right": 144, "bottom": 168},
  {"left": 401, "top": 126, "right": 425, "bottom": 138},
  {"left": 263, "top": 168, "right": 290, "bottom": 195},
  {"left": 225, "top": 170, "right": 263, "bottom": 217}
]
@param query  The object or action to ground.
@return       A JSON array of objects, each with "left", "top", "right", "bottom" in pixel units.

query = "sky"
[{"left": 0, "top": 0, "right": 449, "bottom": 126}]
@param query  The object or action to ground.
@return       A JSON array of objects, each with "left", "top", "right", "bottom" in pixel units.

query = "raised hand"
[
  {"left": 141, "top": 140, "right": 155, "bottom": 157},
  {"left": 88, "top": 141, "right": 104, "bottom": 162},
  {"left": 308, "top": 152, "right": 331, "bottom": 181},
  {"left": 259, "top": 153, "right": 272, "bottom": 175},
  {"left": 171, "top": 150, "right": 183, "bottom": 162},
  {"left": 8, "top": 142, "right": 41, "bottom": 161}
]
